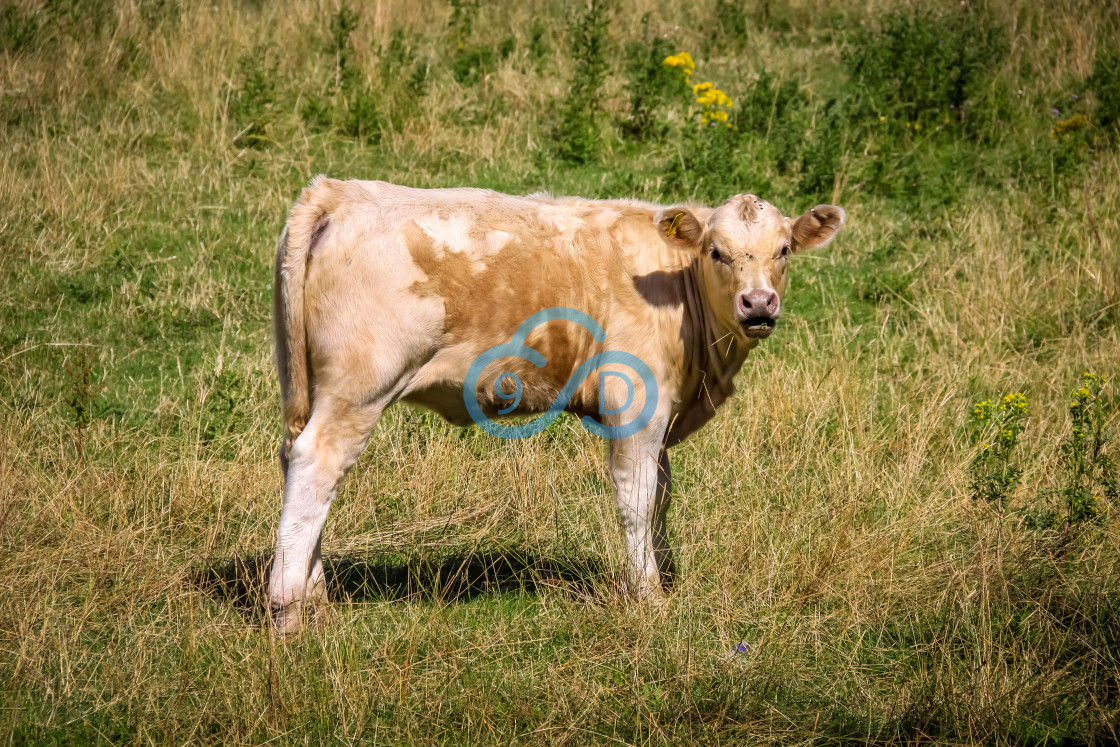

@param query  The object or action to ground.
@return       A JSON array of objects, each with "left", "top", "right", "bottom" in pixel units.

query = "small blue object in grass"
[{"left": 726, "top": 642, "right": 751, "bottom": 659}]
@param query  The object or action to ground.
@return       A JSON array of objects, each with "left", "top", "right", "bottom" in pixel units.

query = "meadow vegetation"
[{"left": 1, "top": 0, "right": 1119, "bottom": 743}]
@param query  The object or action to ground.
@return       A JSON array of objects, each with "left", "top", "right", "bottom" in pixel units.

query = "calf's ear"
[
  {"left": 655, "top": 207, "right": 705, "bottom": 251},
  {"left": 791, "top": 205, "right": 846, "bottom": 252}
]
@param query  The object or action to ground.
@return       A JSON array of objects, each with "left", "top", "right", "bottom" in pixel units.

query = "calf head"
[{"left": 656, "top": 195, "right": 845, "bottom": 339}]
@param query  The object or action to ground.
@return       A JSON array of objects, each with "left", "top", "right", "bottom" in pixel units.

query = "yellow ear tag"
[{"left": 668, "top": 212, "right": 684, "bottom": 236}]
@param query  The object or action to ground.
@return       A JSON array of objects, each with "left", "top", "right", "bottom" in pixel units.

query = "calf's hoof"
[
  {"left": 271, "top": 599, "right": 332, "bottom": 636},
  {"left": 622, "top": 580, "right": 669, "bottom": 608},
  {"left": 643, "top": 589, "right": 671, "bottom": 613},
  {"left": 271, "top": 601, "right": 306, "bottom": 637}
]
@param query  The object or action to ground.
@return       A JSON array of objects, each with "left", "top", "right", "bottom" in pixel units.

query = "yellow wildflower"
[
  {"left": 1000, "top": 392, "right": 1028, "bottom": 416},
  {"left": 691, "top": 81, "right": 733, "bottom": 127},
  {"left": 663, "top": 52, "right": 695, "bottom": 80},
  {"left": 1083, "top": 371, "right": 1104, "bottom": 386},
  {"left": 1049, "top": 113, "right": 1089, "bottom": 140}
]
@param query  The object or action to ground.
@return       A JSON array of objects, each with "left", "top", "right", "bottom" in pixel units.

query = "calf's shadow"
[{"left": 193, "top": 548, "right": 609, "bottom": 620}]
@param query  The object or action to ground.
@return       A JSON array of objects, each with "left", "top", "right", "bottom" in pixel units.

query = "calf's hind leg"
[{"left": 268, "top": 398, "right": 383, "bottom": 634}]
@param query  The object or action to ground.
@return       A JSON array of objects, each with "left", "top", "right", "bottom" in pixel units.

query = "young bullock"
[{"left": 269, "top": 177, "right": 845, "bottom": 633}]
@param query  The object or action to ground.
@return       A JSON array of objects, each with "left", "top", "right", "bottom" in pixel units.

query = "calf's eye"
[
  {"left": 780, "top": 245, "right": 790, "bottom": 258},
  {"left": 710, "top": 248, "right": 725, "bottom": 263}
]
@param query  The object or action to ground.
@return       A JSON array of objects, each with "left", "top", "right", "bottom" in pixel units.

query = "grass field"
[{"left": 2, "top": 0, "right": 1120, "bottom": 743}]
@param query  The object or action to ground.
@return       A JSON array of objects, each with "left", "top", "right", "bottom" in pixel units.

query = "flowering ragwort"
[
  {"left": 663, "top": 52, "right": 734, "bottom": 128},
  {"left": 969, "top": 391, "right": 1029, "bottom": 509}
]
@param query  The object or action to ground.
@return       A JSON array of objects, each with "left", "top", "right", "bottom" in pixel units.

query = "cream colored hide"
[{"left": 269, "top": 177, "right": 845, "bottom": 633}]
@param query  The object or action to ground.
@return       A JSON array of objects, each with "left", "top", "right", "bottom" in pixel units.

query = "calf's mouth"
[{"left": 741, "top": 317, "right": 776, "bottom": 339}]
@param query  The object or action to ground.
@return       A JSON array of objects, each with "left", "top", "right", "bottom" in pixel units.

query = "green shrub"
[
  {"left": 1060, "top": 373, "right": 1117, "bottom": 527},
  {"left": 710, "top": 0, "right": 747, "bottom": 54},
  {"left": 666, "top": 121, "right": 769, "bottom": 204},
  {"left": 137, "top": 0, "right": 182, "bottom": 30},
  {"left": 300, "top": 4, "right": 383, "bottom": 142},
  {"left": 449, "top": 0, "right": 478, "bottom": 50},
  {"left": 820, "top": 7, "right": 1017, "bottom": 206},
  {"left": 845, "top": 7, "right": 1007, "bottom": 132},
  {"left": 1049, "top": 111, "right": 1093, "bottom": 176},
  {"left": 739, "top": 72, "right": 809, "bottom": 170},
  {"left": 799, "top": 97, "right": 852, "bottom": 201},
  {"left": 658, "top": 55, "right": 768, "bottom": 202},
  {"left": 452, "top": 44, "right": 494, "bottom": 85},
  {"left": 45, "top": 0, "right": 117, "bottom": 39},
  {"left": 330, "top": 2, "right": 361, "bottom": 85},
  {"left": 528, "top": 19, "right": 549, "bottom": 70},
  {"left": 738, "top": 72, "right": 806, "bottom": 133},
  {"left": 299, "top": 95, "right": 332, "bottom": 133},
  {"left": 745, "top": 0, "right": 794, "bottom": 35},
  {"left": 339, "top": 87, "right": 381, "bottom": 140},
  {"left": 229, "top": 50, "right": 276, "bottom": 148},
  {"left": 554, "top": 0, "right": 610, "bottom": 164},
  {"left": 968, "top": 393, "right": 1029, "bottom": 513},
  {"left": 1087, "top": 49, "right": 1120, "bottom": 132},
  {"left": 0, "top": 5, "right": 39, "bottom": 53},
  {"left": 620, "top": 15, "right": 680, "bottom": 141},
  {"left": 379, "top": 29, "right": 429, "bottom": 127},
  {"left": 447, "top": 2, "right": 506, "bottom": 86}
]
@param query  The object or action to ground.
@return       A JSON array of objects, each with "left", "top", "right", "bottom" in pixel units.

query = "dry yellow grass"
[{"left": 1, "top": 0, "right": 1119, "bottom": 743}]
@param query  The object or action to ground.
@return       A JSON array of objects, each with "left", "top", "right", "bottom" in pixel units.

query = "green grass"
[{"left": 2, "top": 0, "right": 1120, "bottom": 743}]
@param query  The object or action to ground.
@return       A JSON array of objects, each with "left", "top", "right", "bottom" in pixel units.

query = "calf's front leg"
[
  {"left": 609, "top": 431, "right": 670, "bottom": 600},
  {"left": 652, "top": 448, "right": 674, "bottom": 588}
]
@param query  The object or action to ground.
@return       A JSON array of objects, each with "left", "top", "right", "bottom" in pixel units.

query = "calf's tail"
[{"left": 274, "top": 175, "right": 343, "bottom": 459}]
